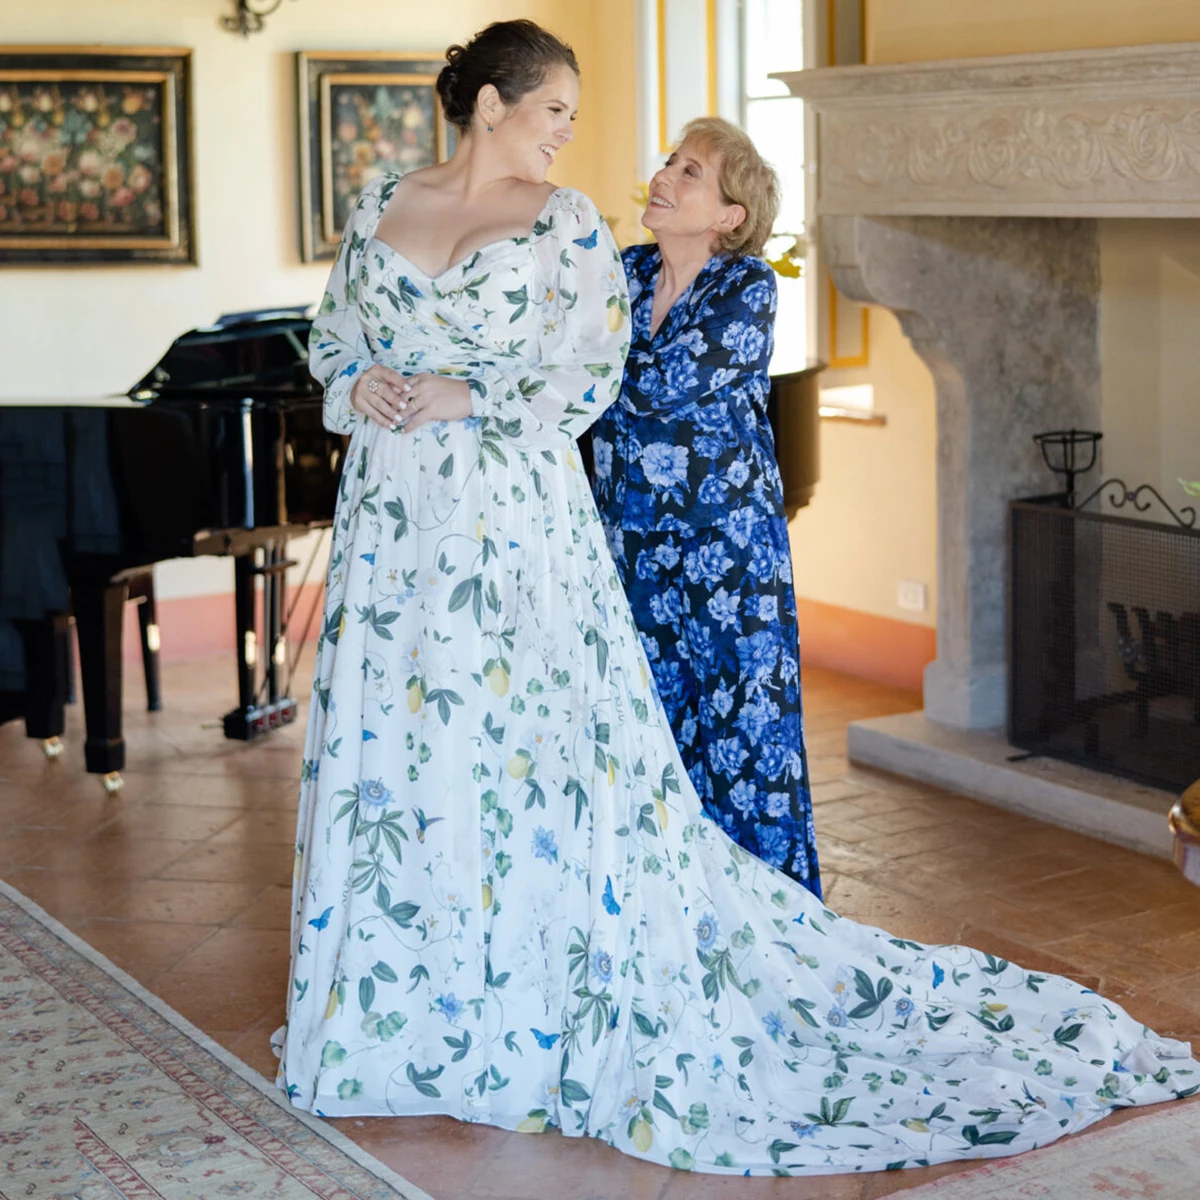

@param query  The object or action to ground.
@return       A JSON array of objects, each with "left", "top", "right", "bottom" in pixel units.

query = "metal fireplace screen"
[{"left": 1009, "top": 497, "right": 1200, "bottom": 792}]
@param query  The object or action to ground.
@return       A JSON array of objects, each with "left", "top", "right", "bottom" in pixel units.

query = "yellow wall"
[
  {"left": 1100, "top": 221, "right": 1200, "bottom": 507},
  {"left": 790, "top": 311, "right": 938, "bottom": 630},
  {"left": 1, "top": 0, "right": 638, "bottom": 601},
  {"left": 0, "top": 0, "right": 638, "bottom": 404},
  {"left": 866, "top": 0, "right": 1200, "bottom": 63}
]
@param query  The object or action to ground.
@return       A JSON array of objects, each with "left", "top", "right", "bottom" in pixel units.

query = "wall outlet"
[{"left": 897, "top": 579, "right": 928, "bottom": 613}]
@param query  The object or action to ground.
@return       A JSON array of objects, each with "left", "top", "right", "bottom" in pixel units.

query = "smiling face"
[
  {"left": 483, "top": 64, "right": 579, "bottom": 183},
  {"left": 642, "top": 137, "right": 746, "bottom": 253}
]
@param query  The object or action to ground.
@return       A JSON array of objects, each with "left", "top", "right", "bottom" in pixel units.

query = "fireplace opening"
[{"left": 1009, "top": 485, "right": 1200, "bottom": 792}]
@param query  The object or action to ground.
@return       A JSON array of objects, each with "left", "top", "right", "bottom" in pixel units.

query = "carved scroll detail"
[{"left": 823, "top": 104, "right": 1200, "bottom": 195}]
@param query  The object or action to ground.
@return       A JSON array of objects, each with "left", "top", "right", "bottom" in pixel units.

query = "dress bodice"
[
  {"left": 591, "top": 244, "right": 785, "bottom": 533},
  {"left": 309, "top": 174, "right": 630, "bottom": 454}
]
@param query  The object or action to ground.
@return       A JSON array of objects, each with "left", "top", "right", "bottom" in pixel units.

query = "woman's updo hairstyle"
[{"left": 437, "top": 19, "right": 579, "bottom": 134}]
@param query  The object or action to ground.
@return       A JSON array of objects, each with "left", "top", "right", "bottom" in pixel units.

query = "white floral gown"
[{"left": 277, "top": 173, "right": 1195, "bottom": 1176}]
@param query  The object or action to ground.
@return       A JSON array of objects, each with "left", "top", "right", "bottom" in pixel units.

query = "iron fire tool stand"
[{"left": 223, "top": 538, "right": 298, "bottom": 739}]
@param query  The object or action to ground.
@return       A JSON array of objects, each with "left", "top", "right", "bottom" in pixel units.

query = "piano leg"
[
  {"left": 236, "top": 552, "right": 257, "bottom": 716},
  {"left": 222, "top": 545, "right": 297, "bottom": 740},
  {"left": 14, "top": 614, "right": 70, "bottom": 742},
  {"left": 130, "top": 571, "right": 163, "bottom": 712},
  {"left": 266, "top": 540, "right": 282, "bottom": 707},
  {"left": 65, "top": 619, "right": 76, "bottom": 706},
  {"left": 223, "top": 552, "right": 258, "bottom": 740},
  {"left": 72, "top": 576, "right": 128, "bottom": 777}
]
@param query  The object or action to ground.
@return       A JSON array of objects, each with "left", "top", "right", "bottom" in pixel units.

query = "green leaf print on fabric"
[
  {"left": 406, "top": 1064, "right": 444, "bottom": 1098},
  {"left": 281, "top": 173, "right": 1197, "bottom": 1178}
]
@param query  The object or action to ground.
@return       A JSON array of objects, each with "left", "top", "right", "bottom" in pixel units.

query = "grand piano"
[{"left": 0, "top": 308, "right": 343, "bottom": 788}]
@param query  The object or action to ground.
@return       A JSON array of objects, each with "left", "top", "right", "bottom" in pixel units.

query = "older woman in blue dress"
[{"left": 590, "top": 117, "right": 820, "bottom": 896}]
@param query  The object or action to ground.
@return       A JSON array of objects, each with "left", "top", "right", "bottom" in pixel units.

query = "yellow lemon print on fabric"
[
  {"left": 901, "top": 1119, "right": 931, "bottom": 1134},
  {"left": 516, "top": 1114, "right": 548, "bottom": 1134},
  {"left": 606, "top": 304, "right": 624, "bottom": 333},
  {"left": 655, "top": 798, "right": 668, "bottom": 830},
  {"left": 607, "top": 759, "right": 616, "bottom": 787},
  {"left": 507, "top": 755, "right": 529, "bottom": 780},
  {"left": 631, "top": 1119, "right": 653, "bottom": 1152},
  {"left": 337, "top": 611, "right": 346, "bottom": 641},
  {"left": 565, "top": 447, "right": 578, "bottom": 472},
  {"left": 482, "top": 883, "right": 493, "bottom": 910},
  {"left": 407, "top": 683, "right": 423, "bottom": 713},
  {"left": 475, "top": 518, "right": 484, "bottom": 540},
  {"left": 639, "top": 660, "right": 649, "bottom": 690},
  {"left": 324, "top": 986, "right": 340, "bottom": 1020},
  {"left": 488, "top": 665, "right": 510, "bottom": 696}
]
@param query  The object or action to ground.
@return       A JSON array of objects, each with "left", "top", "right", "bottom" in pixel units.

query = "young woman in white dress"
[{"left": 276, "top": 18, "right": 1195, "bottom": 1177}]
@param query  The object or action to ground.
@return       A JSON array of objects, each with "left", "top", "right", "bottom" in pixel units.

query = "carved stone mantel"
[
  {"left": 772, "top": 44, "right": 1200, "bottom": 735},
  {"left": 778, "top": 42, "right": 1200, "bottom": 217}
]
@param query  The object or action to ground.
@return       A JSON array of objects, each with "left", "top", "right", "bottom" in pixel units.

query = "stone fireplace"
[{"left": 779, "top": 42, "right": 1200, "bottom": 856}]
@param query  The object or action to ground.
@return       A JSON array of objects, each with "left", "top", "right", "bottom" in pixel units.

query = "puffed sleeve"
[
  {"left": 308, "top": 174, "right": 394, "bottom": 434},
  {"left": 621, "top": 256, "right": 776, "bottom": 418},
  {"left": 469, "top": 190, "right": 630, "bottom": 451}
]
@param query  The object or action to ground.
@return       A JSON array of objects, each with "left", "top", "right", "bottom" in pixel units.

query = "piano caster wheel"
[
  {"left": 42, "top": 736, "right": 65, "bottom": 759},
  {"left": 102, "top": 771, "right": 124, "bottom": 795}
]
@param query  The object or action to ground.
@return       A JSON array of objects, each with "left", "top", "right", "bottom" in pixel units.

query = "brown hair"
[
  {"left": 437, "top": 20, "right": 579, "bottom": 134},
  {"left": 676, "top": 116, "right": 780, "bottom": 257}
]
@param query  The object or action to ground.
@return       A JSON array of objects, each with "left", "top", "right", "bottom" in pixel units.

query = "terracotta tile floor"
[{"left": 2, "top": 652, "right": 1198, "bottom": 1199}]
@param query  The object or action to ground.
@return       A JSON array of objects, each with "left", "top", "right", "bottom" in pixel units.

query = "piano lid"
[{"left": 129, "top": 305, "right": 321, "bottom": 402}]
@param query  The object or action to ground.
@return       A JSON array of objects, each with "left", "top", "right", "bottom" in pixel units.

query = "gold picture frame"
[
  {"left": 298, "top": 51, "right": 452, "bottom": 262},
  {"left": 825, "top": 1, "right": 870, "bottom": 368},
  {"left": 0, "top": 46, "right": 194, "bottom": 265}
]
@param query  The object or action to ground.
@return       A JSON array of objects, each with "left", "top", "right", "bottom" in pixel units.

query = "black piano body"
[{"left": 0, "top": 309, "right": 343, "bottom": 780}]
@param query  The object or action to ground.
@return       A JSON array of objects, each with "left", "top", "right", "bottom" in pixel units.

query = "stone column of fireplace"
[{"left": 823, "top": 214, "right": 1100, "bottom": 728}]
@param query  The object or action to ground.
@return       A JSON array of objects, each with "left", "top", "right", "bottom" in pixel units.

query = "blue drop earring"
[{"left": 487, "top": 123, "right": 493, "bottom": 133}]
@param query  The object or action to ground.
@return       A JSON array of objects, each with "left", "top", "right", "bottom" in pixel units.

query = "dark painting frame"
[
  {"left": 298, "top": 50, "right": 453, "bottom": 262},
  {"left": 0, "top": 46, "right": 195, "bottom": 265}
]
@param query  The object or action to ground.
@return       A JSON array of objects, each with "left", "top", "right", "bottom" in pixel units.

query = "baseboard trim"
[
  {"left": 122, "top": 582, "right": 325, "bottom": 663},
  {"left": 131, "top": 589, "right": 933, "bottom": 685},
  {"left": 796, "top": 597, "right": 935, "bottom": 692}
]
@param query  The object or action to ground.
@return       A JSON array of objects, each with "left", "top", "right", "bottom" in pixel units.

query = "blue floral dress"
[
  {"left": 590, "top": 245, "right": 820, "bottom": 896},
  {"left": 277, "top": 174, "right": 1195, "bottom": 1177}
]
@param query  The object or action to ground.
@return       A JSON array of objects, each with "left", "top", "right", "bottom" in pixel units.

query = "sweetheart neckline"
[{"left": 368, "top": 186, "right": 566, "bottom": 283}]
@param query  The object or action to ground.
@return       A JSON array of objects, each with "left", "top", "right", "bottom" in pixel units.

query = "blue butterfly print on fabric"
[
  {"left": 602, "top": 876, "right": 621, "bottom": 915},
  {"left": 363, "top": 730, "right": 378, "bottom": 741},
  {"left": 531, "top": 1028, "right": 561, "bottom": 1050},
  {"left": 932, "top": 962, "right": 945, "bottom": 989},
  {"left": 572, "top": 228, "right": 599, "bottom": 249},
  {"left": 308, "top": 906, "right": 333, "bottom": 931}
]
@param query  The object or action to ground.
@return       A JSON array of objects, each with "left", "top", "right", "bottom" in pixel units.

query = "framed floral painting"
[
  {"left": 0, "top": 47, "right": 194, "bottom": 265},
  {"left": 298, "top": 51, "right": 453, "bottom": 262}
]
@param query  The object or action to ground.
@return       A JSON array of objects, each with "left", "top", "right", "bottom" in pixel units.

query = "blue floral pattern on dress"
[{"left": 591, "top": 245, "right": 820, "bottom": 895}]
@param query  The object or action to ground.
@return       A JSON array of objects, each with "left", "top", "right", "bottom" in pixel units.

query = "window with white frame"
[
  {"left": 641, "top": 0, "right": 808, "bottom": 371},
  {"left": 741, "top": 0, "right": 807, "bottom": 373}
]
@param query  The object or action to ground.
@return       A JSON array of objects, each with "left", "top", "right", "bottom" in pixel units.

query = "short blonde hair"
[{"left": 677, "top": 116, "right": 780, "bottom": 257}]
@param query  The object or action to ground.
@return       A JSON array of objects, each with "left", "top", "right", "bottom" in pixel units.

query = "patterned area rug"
[
  {"left": 900, "top": 1098, "right": 1200, "bottom": 1199},
  {"left": 0, "top": 879, "right": 432, "bottom": 1200}
]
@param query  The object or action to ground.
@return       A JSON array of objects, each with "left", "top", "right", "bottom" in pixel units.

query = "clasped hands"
[{"left": 350, "top": 365, "right": 472, "bottom": 433}]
